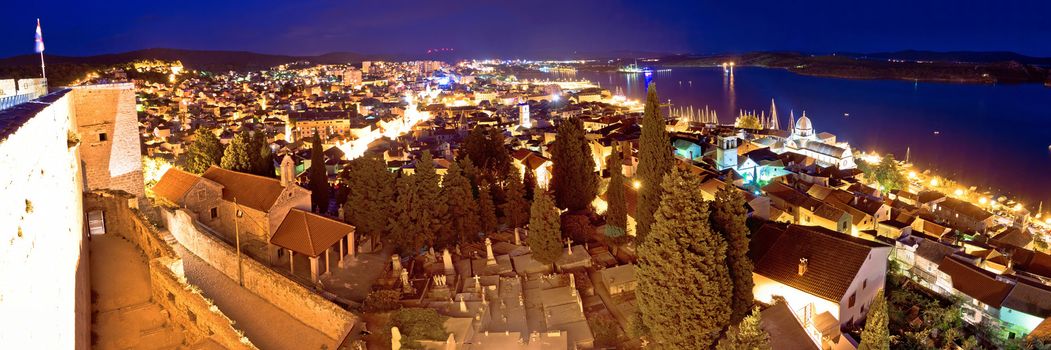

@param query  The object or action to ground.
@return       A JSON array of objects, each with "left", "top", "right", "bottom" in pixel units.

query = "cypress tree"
[
  {"left": 716, "top": 307, "right": 771, "bottom": 350},
  {"left": 605, "top": 142, "right": 627, "bottom": 238},
  {"left": 636, "top": 167, "right": 732, "bottom": 348},
  {"left": 185, "top": 128, "right": 223, "bottom": 174},
  {"left": 859, "top": 289, "right": 890, "bottom": 350},
  {"left": 712, "top": 183, "right": 756, "bottom": 322},
  {"left": 502, "top": 167, "right": 530, "bottom": 229},
  {"left": 477, "top": 179, "right": 498, "bottom": 234},
  {"left": 523, "top": 167, "right": 537, "bottom": 201},
  {"left": 440, "top": 161, "right": 480, "bottom": 247},
  {"left": 635, "top": 83, "right": 674, "bottom": 241},
  {"left": 220, "top": 129, "right": 254, "bottom": 173},
  {"left": 389, "top": 174, "right": 428, "bottom": 255},
  {"left": 461, "top": 156, "right": 479, "bottom": 195},
  {"left": 251, "top": 130, "right": 275, "bottom": 177},
  {"left": 415, "top": 151, "right": 447, "bottom": 248},
  {"left": 528, "top": 189, "right": 563, "bottom": 265},
  {"left": 308, "top": 133, "right": 331, "bottom": 213},
  {"left": 343, "top": 155, "right": 395, "bottom": 252},
  {"left": 550, "top": 117, "right": 597, "bottom": 211}
]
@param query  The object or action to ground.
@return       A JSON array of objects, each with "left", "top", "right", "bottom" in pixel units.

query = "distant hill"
[
  {"left": 661, "top": 51, "right": 1051, "bottom": 85},
  {"left": 0, "top": 48, "right": 381, "bottom": 72},
  {"left": 842, "top": 50, "right": 1051, "bottom": 66}
]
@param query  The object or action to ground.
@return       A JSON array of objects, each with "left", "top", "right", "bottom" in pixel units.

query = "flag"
[{"left": 34, "top": 19, "right": 45, "bottom": 53}]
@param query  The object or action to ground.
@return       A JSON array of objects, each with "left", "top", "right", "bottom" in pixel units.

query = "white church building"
[{"left": 775, "top": 112, "right": 857, "bottom": 170}]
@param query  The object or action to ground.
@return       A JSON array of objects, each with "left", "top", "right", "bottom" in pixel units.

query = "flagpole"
[
  {"left": 39, "top": 51, "right": 45, "bottom": 80},
  {"left": 36, "top": 18, "right": 46, "bottom": 81}
]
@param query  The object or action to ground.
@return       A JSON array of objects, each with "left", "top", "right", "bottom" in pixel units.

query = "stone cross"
[
  {"left": 565, "top": 238, "right": 572, "bottom": 255},
  {"left": 514, "top": 228, "right": 521, "bottom": 245},
  {"left": 569, "top": 273, "right": 576, "bottom": 289},
  {"left": 473, "top": 275, "right": 481, "bottom": 292}
]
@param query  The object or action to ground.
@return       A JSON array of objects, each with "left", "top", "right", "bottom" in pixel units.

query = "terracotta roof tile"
[
  {"left": 201, "top": 166, "right": 288, "bottom": 212},
  {"left": 270, "top": 208, "right": 354, "bottom": 257},
  {"left": 153, "top": 167, "right": 200, "bottom": 204}
]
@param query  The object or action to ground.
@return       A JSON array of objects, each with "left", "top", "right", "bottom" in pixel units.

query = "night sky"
[{"left": 3, "top": 0, "right": 1050, "bottom": 58}]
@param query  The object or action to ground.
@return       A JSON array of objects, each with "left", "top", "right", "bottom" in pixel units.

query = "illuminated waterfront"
[{"left": 532, "top": 67, "right": 1051, "bottom": 205}]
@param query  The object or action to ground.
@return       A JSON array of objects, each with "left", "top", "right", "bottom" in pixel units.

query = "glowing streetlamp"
[
  {"left": 929, "top": 178, "right": 939, "bottom": 187},
  {"left": 979, "top": 197, "right": 988, "bottom": 205},
  {"left": 954, "top": 188, "right": 964, "bottom": 197},
  {"left": 632, "top": 180, "right": 641, "bottom": 190},
  {"left": 908, "top": 171, "right": 917, "bottom": 179}
]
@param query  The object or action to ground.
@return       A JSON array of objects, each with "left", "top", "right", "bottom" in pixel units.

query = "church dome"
[{"left": 795, "top": 114, "right": 813, "bottom": 132}]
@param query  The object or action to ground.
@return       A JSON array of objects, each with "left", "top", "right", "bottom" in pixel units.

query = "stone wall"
[
  {"left": 0, "top": 89, "right": 89, "bottom": 349},
  {"left": 84, "top": 192, "right": 256, "bottom": 349},
  {"left": 72, "top": 84, "right": 144, "bottom": 197},
  {"left": 163, "top": 207, "right": 356, "bottom": 342}
]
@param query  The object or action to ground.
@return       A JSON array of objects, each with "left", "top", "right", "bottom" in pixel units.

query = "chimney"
[{"left": 798, "top": 258, "right": 808, "bottom": 276}]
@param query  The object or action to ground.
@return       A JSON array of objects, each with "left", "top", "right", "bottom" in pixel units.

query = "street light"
[{"left": 632, "top": 180, "right": 641, "bottom": 190}]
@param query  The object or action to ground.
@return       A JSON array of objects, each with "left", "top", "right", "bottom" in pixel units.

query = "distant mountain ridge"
[
  {"left": 0, "top": 48, "right": 386, "bottom": 72},
  {"left": 839, "top": 50, "right": 1051, "bottom": 66}
]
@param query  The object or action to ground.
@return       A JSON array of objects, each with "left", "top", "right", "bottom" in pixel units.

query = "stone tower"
[
  {"left": 73, "top": 83, "right": 144, "bottom": 197},
  {"left": 715, "top": 134, "right": 739, "bottom": 171},
  {"left": 280, "top": 154, "right": 295, "bottom": 187}
]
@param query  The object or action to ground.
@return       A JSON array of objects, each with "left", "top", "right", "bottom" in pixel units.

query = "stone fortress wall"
[
  {"left": 73, "top": 84, "right": 144, "bottom": 197},
  {"left": 0, "top": 89, "right": 88, "bottom": 349},
  {"left": 162, "top": 207, "right": 357, "bottom": 342},
  {"left": 84, "top": 192, "right": 257, "bottom": 349}
]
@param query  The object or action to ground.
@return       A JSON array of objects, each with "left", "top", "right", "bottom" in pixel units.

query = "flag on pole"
[{"left": 35, "top": 19, "right": 45, "bottom": 53}]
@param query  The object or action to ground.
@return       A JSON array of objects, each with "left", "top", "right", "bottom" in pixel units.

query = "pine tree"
[
  {"left": 859, "top": 289, "right": 890, "bottom": 350},
  {"left": 185, "top": 128, "right": 223, "bottom": 174},
  {"left": 716, "top": 307, "right": 771, "bottom": 350},
  {"left": 220, "top": 129, "right": 254, "bottom": 173},
  {"left": 415, "top": 151, "right": 447, "bottom": 248},
  {"left": 636, "top": 167, "right": 732, "bottom": 349},
  {"left": 343, "top": 155, "right": 395, "bottom": 251},
  {"left": 389, "top": 174, "right": 429, "bottom": 255},
  {"left": 605, "top": 142, "right": 627, "bottom": 238},
  {"left": 477, "top": 179, "right": 498, "bottom": 234},
  {"left": 528, "top": 189, "right": 563, "bottom": 265},
  {"left": 440, "top": 161, "right": 480, "bottom": 247},
  {"left": 550, "top": 117, "right": 598, "bottom": 211},
  {"left": 502, "top": 167, "right": 531, "bottom": 228},
  {"left": 308, "top": 133, "right": 331, "bottom": 213},
  {"left": 461, "top": 157, "right": 479, "bottom": 195},
  {"left": 712, "top": 183, "right": 756, "bottom": 322},
  {"left": 635, "top": 83, "right": 674, "bottom": 241}
]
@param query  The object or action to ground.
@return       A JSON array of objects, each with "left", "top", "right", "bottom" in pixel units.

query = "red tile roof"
[
  {"left": 152, "top": 167, "right": 200, "bottom": 204},
  {"left": 270, "top": 208, "right": 354, "bottom": 257},
  {"left": 201, "top": 166, "right": 288, "bottom": 212}
]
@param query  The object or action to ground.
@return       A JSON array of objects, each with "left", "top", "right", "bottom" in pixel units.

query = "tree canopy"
[
  {"left": 528, "top": 189, "right": 564, "bottom": 265},
  {"left": 550, "top": 117, "right": 598, "bottom": 211},
  {"left": 716, "top": 307, "right": 771, "bottom": 350},
  {"left": 634, "top": 83, "right": 674, "bottom": 241},
  {"left": 735, "top": 114, "right": 762, "bottom": 130},
  {"left": 220, "top": 129, "right": 254, "bottom": 173},
  {"left": 636, "top": 167, "right": 732, "bottom": 349},
  {"left": 859, "top": 289, "right": 890, "bottom": 350},
  {"left": 711, "top": 183, "right": 755, "bottom": 322},
  {"left": 308, "top": 133, "right": 330, "bottom": 213},
  {"left": 185, "top": 128, "right": 223, "bottom": 174},
  {"left": 864, "top": 154, "right": 907, "bottom": 194},
  {"left": 342, "top": 155, "right": 395, "bottom": 251},
  {"left": 502, "top": 166, "right": 531, "bottom": 229},
  {"left": 605, "top": 141, "right": 628, "bottom": 238},
  {"left": 440, "top": 161, "right": 480, "bottom": 247}
]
